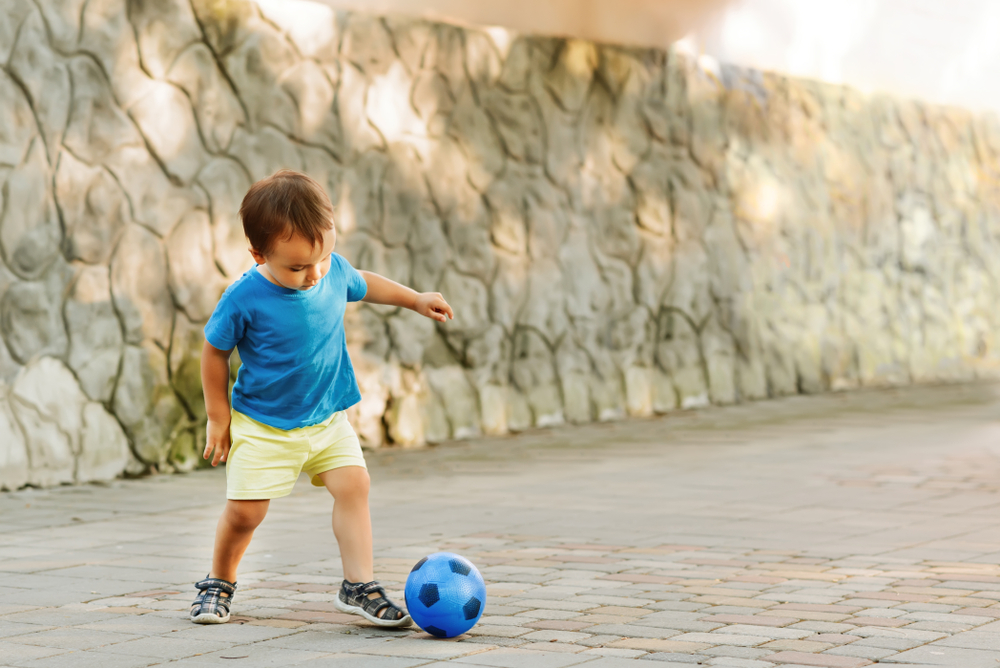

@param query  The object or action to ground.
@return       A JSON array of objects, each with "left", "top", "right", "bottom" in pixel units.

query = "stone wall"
[{"left": 2, "top": 0, "right": 1000, "bottom": 489}]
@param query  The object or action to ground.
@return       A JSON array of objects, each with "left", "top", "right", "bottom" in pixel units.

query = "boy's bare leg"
[
  {"left": 317, "top": 466, "right": 373, "bottom": 583},
  {"left": 210, "top": 499, "right": 270, "bottom": 584}
]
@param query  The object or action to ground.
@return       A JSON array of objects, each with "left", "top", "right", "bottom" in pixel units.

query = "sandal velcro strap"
[
  {"left": 190, "top": 576, "right": 237, "bottom": 623},
  {"left": 341, "top": 580, "right": 407, "bottom": 622},
  {"left": 195, "top": 577, "right": 237, "bottom": 597}
]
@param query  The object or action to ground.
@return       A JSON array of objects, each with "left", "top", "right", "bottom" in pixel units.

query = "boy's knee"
[
  {"left": 347, "top": 468, "right": 370, "bottom": 497},
  {"left": 331, "top": 467, "right": 370, "bottom": 501},
  {"left": 225, "top": 500, "right": 268, "bottom": 531}
]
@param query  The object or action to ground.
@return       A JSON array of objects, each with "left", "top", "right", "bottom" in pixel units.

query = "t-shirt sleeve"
[
  {"left": 335, "top": 253, "right": 368, "bottom": 302},
  {"left": 203, "top": 289, "right": 247, "bottom": 351}
]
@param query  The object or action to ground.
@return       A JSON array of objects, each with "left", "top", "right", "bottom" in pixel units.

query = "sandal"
[
  {"left": 334, "top": 580, "right": 412, "bottom": 627},
  {"left": 190, "top": 575, "right": 237, "bottom": 624}
]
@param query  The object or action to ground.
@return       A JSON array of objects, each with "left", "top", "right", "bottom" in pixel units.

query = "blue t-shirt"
[{"left": 204, "top": 255, "right": 368, "bottom": 430}]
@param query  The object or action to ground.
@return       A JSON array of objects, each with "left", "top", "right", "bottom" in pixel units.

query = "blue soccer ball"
[{"left": 404, "top": 552, "right": 486, "bottom": 638}]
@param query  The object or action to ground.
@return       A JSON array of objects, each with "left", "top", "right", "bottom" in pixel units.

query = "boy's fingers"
[
  {"left": 435, "top": 299, "right": 454, "bottom": 319},
  {"left": 209, "top": 441, "right": 223, "bottom": 466}
]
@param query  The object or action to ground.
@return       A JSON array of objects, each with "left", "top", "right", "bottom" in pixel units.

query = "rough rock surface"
[{"left": 1, "top": 1, "right": 1000, "bottom": 487}]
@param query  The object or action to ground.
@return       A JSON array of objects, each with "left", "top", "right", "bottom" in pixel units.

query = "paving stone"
[
  {"left": 516, "top": 641, "right": 588, "bottom": 653},
  {"left": 672, "top": 633, "right": 765, "bottom": 647},
  {"left": 13, "top": 651, "right": 161, "bottom": 668},
  {"left": 808, "top": 634, "right": 857, "bottom": 645},
  {"left": 823, "top": 643, "right": 897, "bottom": 660},
  {"left": 350, "top": 637, "right": 497, "bottom": 659},
  {"left": 91, "top": 635, "right": 234, "bottom": 659},
  {"left": 586, "top": 624, "right": 684, "bottom": 639},
  {"left": 902, "top": 619, "right": 974, "bottom": 633},
  {"left": 638, "top": 653, "right": 703, "bottom": 663},
  {"left": 607, "top": 638, "right": 712, "bottom": 652},
  {"left": 788, "top": 622, "right": 855, "bottom": 634},
  {"left": 449, "top": 647, "right": 594, "bottom": 666},
  {"left": 5, "top": 627, "right": 140, "bottom": 650},
  {"left": 697, "top": 645, "right": 774, "bottom": 659},
  {"left": 468, "top": 625, "right": 533, "bottom": 638},
  {"left": 880, "top": 644, "right": 1000, "bottom": 666},
  {"left": 523, "top": 620, "right": 596, "bottom": 632},
  {"left": 934, "top": 630, "right": 1000, "bottom": 650},
  {"left": 522, "top": 630, "right": 593, "bottom": 643},
  {"left": 705, "top": 658, "right": 774, "bottom": 667},
  {"left": 713, "top": 624, "right": 812, "bottom": 640},
  {"left": 0, "top": 640, "right": 68, "bottom": 662},
  {"left": 704, "top": 615, "right": 799, "bottom": 627},
  {"left": 848, "top": 636, "right": 923, "bottom": 650},
  {"left": 766, "top": 651, "right": 872, "bottom": 666}
]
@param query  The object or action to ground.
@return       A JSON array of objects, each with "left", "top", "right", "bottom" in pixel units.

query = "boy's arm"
[
  {"left": 359, "top": 270, "right": 454, "bottom": 323},
  {"left": 201, "top": 341, "right": 234, "bottom": 467}
]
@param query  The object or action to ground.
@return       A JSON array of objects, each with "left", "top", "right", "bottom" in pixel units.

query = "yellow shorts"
[{"left": 226, "top": 410, "right": 366, "bottom": 500}]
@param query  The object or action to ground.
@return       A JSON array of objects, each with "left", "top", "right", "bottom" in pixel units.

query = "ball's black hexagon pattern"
[
  {"left": 449, "top": 558, "right": 471, "bottom": 576},
  {"left": 463, "top": 596, "right": 482, "bottom": 620},
  {"left": 418, "top": 583, "right": 440, "bottom": 607},
  {"left": 424, "top": 625, "right": 448, "bottom": 637},
  {"left": 411, "top": 556, "right": 428, "bottom": 572}
]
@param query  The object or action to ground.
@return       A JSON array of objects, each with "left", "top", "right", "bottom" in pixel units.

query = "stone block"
[
  {"left": 223, "top": 22, "right": 300, "bottom": 135},
  {"left": 8, "top": 11, "right": 70, "bottom": 165},
  {"left": 55, "top": 151, "right": 130, "bottom": 265},
  {"left": 110, "top": 224, "right": 174, "bottom": 347},
  {"left": 1, "top": 140, "right": 62, "bottom": 281},
  {"left": 257, "top": 0, "right": 337, "bottom": 60},
  {"left": 79, "top": 0, "right": 156, "bottom": 108},
  {"left": 12, "top": 357, "right": 90, "bottom": 484},
  {"left": 426, "top": 365, "right": 482, "bottom": 440},
  {"left": 0, "top": 0, "right": 35, "bottom": 64},
  {"left": 113, "top": 343, "right": 185, "bottom": 465},
  {"left": 197, "top": 157, "right": 253, "bottom": 279},
  {"left": 282, "top": 59, "right": 341, "bottom": 146},
  {"left": 384, "top": 369, "right": 426, "bottom": 446},
  {"left": 0, "top": 392, "right": 29, "bottom": 490},
  {"left": 485, "top": 90, "right": 545, "bottom": 164},
  {"left": 167, "top": 43, "right": 246, "bottom": 154},
  {"left": 105, "top": 144, "right": 206, "bottom": 237},
  {"left": 128, "top": 0, "right": 203, "bottom": 79},
  {"left": 128, "top": 81, "right": 208, "bottom": 185},
  {"left": 544, "top": 40, "right": 597, "bottom": 113},
  {"left": 0, "top": 69, "right": 36, "bottom": 169},
  {"left": 190, "top": 0, "right": 257, "bottom": 56},
  {"left": 66, "top": 264, "right": 124, "bottom": 402},
  {"left": 166, "top": 210, "right": 227, "bottom": 322},
  {"left": 78, "top": 401, "right": 129, "bottom": 481},
  {"left": 1, "top": 268, "right": 69, "bottom": 365}
]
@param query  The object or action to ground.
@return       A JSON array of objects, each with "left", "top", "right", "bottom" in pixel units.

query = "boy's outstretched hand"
[
  {"left": 415, "top": 292, "right": 454, "bottom": 323},
  {"left": 203, "top": 418, "right": 232, "bottom": 467}
]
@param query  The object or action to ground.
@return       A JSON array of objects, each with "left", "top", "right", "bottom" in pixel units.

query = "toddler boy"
[{"left": 189, "top": 170, "right": 453, "bottom": 626}]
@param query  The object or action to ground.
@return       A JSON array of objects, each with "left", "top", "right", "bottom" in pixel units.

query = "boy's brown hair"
[{"left": 240, "top": 169, "right": 334, "bottom": 256}]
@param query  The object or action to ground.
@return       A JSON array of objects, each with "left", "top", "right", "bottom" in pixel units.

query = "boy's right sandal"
[
  {"left": 335, "top": 580, "right": 412, "bottom": 627},
  {"left": 190, "top": 576, "right": 237, "bottom": 624}
]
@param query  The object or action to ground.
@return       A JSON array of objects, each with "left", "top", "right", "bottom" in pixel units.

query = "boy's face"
[{"left": 250, "top": 226, "right": 337, "bottom": 291}]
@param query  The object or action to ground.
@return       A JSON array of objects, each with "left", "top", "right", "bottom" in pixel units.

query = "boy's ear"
[{"left": 248, "top": 246, "right": 266, "bottom": 265}]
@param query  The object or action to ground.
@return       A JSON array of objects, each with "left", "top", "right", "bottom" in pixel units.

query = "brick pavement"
[{"left": 3, "top": 383, "right": 1000, "bottom": 667}]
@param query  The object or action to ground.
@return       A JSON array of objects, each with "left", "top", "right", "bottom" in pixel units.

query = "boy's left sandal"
[
  {"left": 335, "top": 580, "right": 412, "bottom": 627},
  {"left": 190, "top": 576, "right": 237, "bottom": 624}
]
